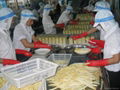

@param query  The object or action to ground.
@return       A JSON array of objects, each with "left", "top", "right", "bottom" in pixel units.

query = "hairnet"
[
  {"left": 93, "top": 1, "right": 110, "bottom": 12},
  {"left": 0, "top": 8, "right": 15, "bottom": 30},
  {"left": 0, "top": 8, "right": 15, "bottom": 21},
  {"left": 20, "top": 9, "right": 37, "bottom": 24},
  {"left": 94, "top": 10, "right": 117, "bottom": 32},
  {"left": 43, "top": 4, "right": 52, "bottom": 16}
]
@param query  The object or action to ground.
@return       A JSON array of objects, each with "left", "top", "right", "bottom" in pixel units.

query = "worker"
[
  {"left": 71, "top": 0, "right": 111, "bottom": 41},
  {"left": 58, "top": 0, "right": 66, "bottom": 12},
  {"left": 13, "top": 9, "right": 51, "bottom": 56},
  {"left": 93, "top": 0, "right": 110, "bottom": 12},
  {"left": 42, "top": 4, "right": 57, "bottom": 34},
  {"left": 83, "top": 0, "right": 95, "bottom": 12},
  {"left": 57, "top": 5, "right": 74, "bottom": 25},
  {"left": 38, "top": 2, "right": 45, "bottom": 18},
  {"left": 0, "top": 8, "right": 20, "bottom": 67},
  {"left": 86, "top": 10, "right": 120, "bottom": 90}
]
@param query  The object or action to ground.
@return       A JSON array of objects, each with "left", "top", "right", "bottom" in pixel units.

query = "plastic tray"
[{"left": 47, "top": 54, "right": 72, "bottom": 67}]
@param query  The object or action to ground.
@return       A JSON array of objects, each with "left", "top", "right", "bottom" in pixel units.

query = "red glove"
[
  {"left": 87, "top": 46, "right": 101, "bottom": 54},
  {"left": 71, "top": 32, "right": 88, "bottom": 40},
  {"left": 56, "top": 23, "right": 65, "bottom": 28},
  {"left": 35, "top": 41, "right": 43, "bottom": 44},
  {"left": 16, "top": 49, "right": 32, "bottom": 57},
  {"left": 89, "top": 39, "right": 105, "bottom": 48},
  {"left": 2, "top": 59, "right": 20, "bottom": 65},
  {"left": 90, "top": 21, "right": 94, "bottom": 25},
  {"left": 69, "top": 20, "right": 78, "bottom": 25},
  {"left": 34, "top": 42, "right": 52, "bottom": 49},
  {"left": 86, "top": 59, "right": 109, "bottom": 66}
]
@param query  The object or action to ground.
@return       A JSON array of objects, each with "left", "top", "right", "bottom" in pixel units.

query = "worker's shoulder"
[{"left": 14, "top": 23, "right": 24, "bottom": 30}]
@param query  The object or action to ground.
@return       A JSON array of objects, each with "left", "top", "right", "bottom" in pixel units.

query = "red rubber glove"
[
  {"left": 90, "top": 21, "right": 94, "bottom": 25},
  {"left": 34, "top": 42, "right": 52, "bottom": 49},
  {"left": 86, "top": 59, "right": 109, "bottom": 66},
  {"left": 69, "top": 20, "right": 78, "bottom": 25},
  {"left": 2, "top": 59, "right": 20, "bottom": 65},
  {"left": 56, "top": 23, "right": 65, "bottom": 28},
  {"left": 89, "top": 39, "right": 105, "bottom": 48},
  {"left": 16, "top": 49, "right": 32, "bottom": 57},
  {"left": 71, "top": 32, "right": 88, "bottom": 40},
  {"left": 35, "top": 41, "right": 43, "bottom": 44}
]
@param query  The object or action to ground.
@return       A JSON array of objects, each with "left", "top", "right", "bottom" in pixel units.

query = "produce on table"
[
  {"left": 48, "top": 63, "right": 102, "bottom": 90},
  {"left": 0, "top": 77, "right": 42, "bottom": 90}
]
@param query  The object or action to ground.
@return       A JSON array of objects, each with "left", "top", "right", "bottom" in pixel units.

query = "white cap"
[
  {"left": 93, "top": 1, "right": 110, "bottom": 12},
  {"left": 44, "top": 4, "right": 52, "bottom": 11},
  {"left": 0, "top": 8, "right": 15, "bottom": 21},
  {"left": 93, "top": 10, "right": 114, "bottom": 27},
  {"left": 21, "top": 9, "right": 37, "bottom": 20}
]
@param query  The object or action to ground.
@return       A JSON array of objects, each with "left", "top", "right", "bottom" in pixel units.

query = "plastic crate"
[
  {"left": 0, "top": 58, "right": 58, "bottom": 88},
  {"left": 47, "top": 54, "right": 72, "bottom": 67}
]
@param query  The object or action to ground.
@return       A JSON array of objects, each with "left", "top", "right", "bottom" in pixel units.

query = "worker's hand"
[
  {"left": 2, "top": 59, "right": 20, "bottom": 65},
  {"left": 90, "top": 21, "right": 94, "bottom": 25},
  {"left": 55, "top": 23, "right": 65, "bottom": 28},
  {"left": 86, "top": 59, "right": 109, "bottom": 66},
  {"left": 89, "top": 47, "right": 102, "bottom": 54},
  {"left": 34, "top": 42, "right": 52, "bottom": 49},
  {"left": 35, "top": 40, "right": 43, "bottom": 44},
  {"left": 15, "top": 49, "right": 32, "bottom": 57},
  {"left": 69, "top": 20, "right": 79, "bottom": 25},
  {"left": 71, "top": 32, "right": 88, "bottom": 40},
  {"left": 88, "top": 39, "right": 105, "bottom": 48}
]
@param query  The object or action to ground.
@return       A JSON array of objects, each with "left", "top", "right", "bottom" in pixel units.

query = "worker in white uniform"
[
  {"left": 42, "top": 4, "right": 57, "bottom": 34},
  {"left": 0, "top": 8, "right": 20, "bottom": 67},
  {"left": 83, "top": 0, "right": 95, "bottom": 12},
  {"left": 38, "top": 2, "right": 45, "bottom": 18},
  {"left": 57, "top": 5, "right": 73, "bottom": 25},
  {"left": 58, "top": 0, "right": 65, "bottom": 12},
  {"left": 86, "top": 10, "right": 120, "bottom": 90},
  {"left": 71, "top": 0, "right": 111, "bottom": 41},
  {"left": 13, "top": 9, "right": 51, "bottom": 53}
]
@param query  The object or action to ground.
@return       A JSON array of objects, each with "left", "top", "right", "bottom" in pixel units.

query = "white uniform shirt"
[
  {"left": 42, "top": 15, "right": 56, "bottom": 34},
  {"left": 57, "top": 10, "right": 72, "bottom": 25},
  {"left": 104, "top": 26, "right": 120, "bottom": 72},
  {"left": 0, "top": 29, "right": 16, "bottom": 60},
  {"left": 13, "top": 23, "right": 34, "bottom": 51}
]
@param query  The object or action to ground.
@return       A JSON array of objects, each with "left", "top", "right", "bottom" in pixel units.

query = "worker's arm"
[
  {"left": 71, "top": 28, "right": 97, "bottom": 40},
  {"left": 86, "top": 53, "right": 120, "bottom": 66},
  {"left": 0, "top": 58, "right": 2, "bottom": 63},
  {"left": 21, "top": 39, "right": 51, "bottom": 49},
  {"left": 108, "top": 53, "right": 120, "bottom": 64},
  {"left": 21, "top": 39, "right": 34, "bottom": 48},
  {"left": 0, "top": 58, "right": 20, "bottom": 65},
  {"left": 32, "top": 35, "right": 38, "bottom": 42},
  {"left": 87, "top": 28, "right": 97, "bottom": 34}
]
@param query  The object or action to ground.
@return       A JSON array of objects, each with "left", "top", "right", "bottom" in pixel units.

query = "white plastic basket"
[
  {"left": 47, "top": 54, "right": 72, "bottom": 67},
  {"left": 0, "top": 58, "right": 58, "bottom": 88}
]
